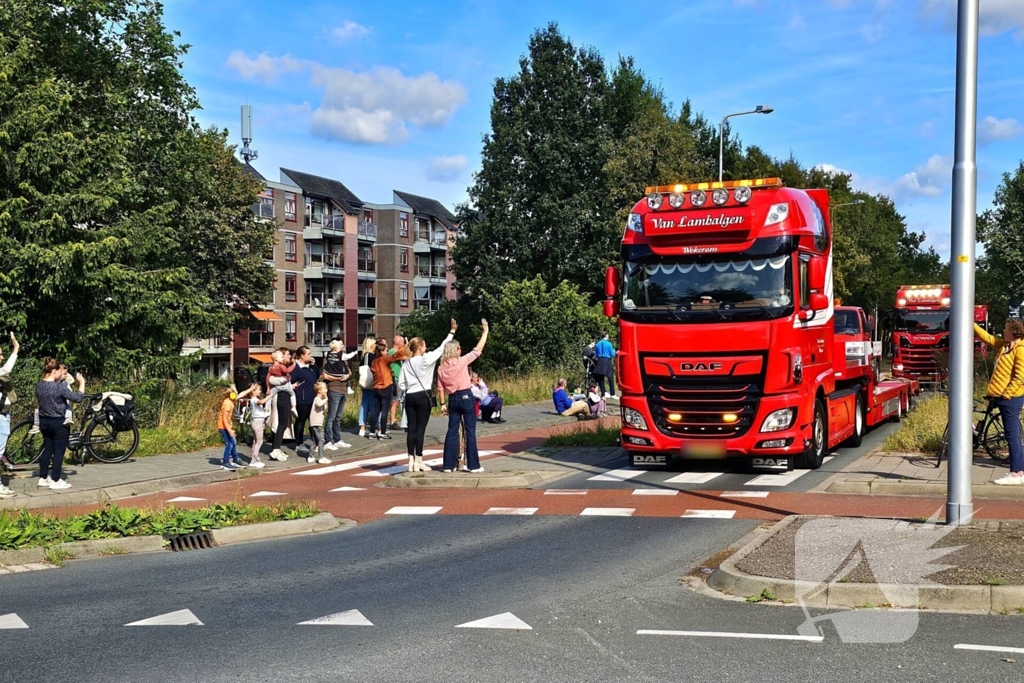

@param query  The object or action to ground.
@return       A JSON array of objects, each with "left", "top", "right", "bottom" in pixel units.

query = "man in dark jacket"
[{"left": 290, "top": 346, "right": 319, "bottom": 451}]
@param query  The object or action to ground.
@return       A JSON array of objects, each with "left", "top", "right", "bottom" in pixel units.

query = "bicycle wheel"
[
  {"left": 84, "top": 419, "right": 139, "bottom": 463},
  {"left": 936, "top": 424, "right": 949, "bottom": 468},
  {"left": 982, "top": 414, "right": 1012, "bottom": 463},
  {"left": 5, "top": 418, "right": 43, "bottom": 466}
]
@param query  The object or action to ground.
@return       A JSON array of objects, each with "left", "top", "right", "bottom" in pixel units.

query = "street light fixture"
[
  {"left": 830, "top": 199, "right": 865, "bottom": 226},
  {"left": 719, "top": 105, "right": 774, "bottom": 182}
]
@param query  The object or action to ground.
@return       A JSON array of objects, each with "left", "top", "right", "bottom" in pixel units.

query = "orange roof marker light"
[{"left": 644, "top": 177, "right": 784, "bottom": 195}]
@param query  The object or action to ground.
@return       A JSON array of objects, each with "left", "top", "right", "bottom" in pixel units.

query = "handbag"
[
  {"left": 405, "top": 360, "right": 438, "bottom": 408},
  {"left": 358, "top": 354, "right": 374, "bottom": 389}
]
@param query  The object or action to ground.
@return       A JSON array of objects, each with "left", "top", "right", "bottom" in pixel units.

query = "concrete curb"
[
  {"left": 826, "top": 479, "right": 1024, "bottom": 499},
  {"left": 210, "top": 512, "right": 343, "bottom": 545},
  {"left": 385, "top": 470, "right": 571, "bottom": 489},
  {"left": 707, "top": 514, "right": 1024, "bottom": 614}
]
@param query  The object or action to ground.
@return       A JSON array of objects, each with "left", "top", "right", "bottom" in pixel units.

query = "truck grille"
[
  {"left": 646, "top": 378, "right": 762, "bottom": 439},
  {"left": 900, "top": 347, "right": 944, "bottom": 379}
]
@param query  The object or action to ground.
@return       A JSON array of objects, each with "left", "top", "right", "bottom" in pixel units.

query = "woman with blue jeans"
[
  {"left": 437, "top": 319, "right": 489, "bottom": 473},
  {"left": 36, "top": 358, "right": 86, "bottom": 490},
  {"left": 975, "top": 318, "right": 1024, "bottom": 485},
  {"left": 357, "top": 336, "right": 377, "bottom": 437}
]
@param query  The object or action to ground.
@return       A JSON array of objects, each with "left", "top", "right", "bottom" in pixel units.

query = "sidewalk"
[
  {"left": 0, "top": 400, "right": 577, "bottom": 511},
  {"left": 814, "top": 449, "right": 1024, "bottom": 499}
]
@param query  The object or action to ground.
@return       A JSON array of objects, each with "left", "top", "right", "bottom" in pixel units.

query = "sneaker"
[
  {"left": 233, "top": 461, "right": 247, "bottom": 468},
  {"left": 993, "top": 475, "right": 1024, "bottom": 486},
  {"left": 0, "top": 486, "right": 14, "bottom": 499},
  {"left": 469, "top": 467, "right": 485, "bottom": 474},
  {"left": 358, "top": 427, "right": 366, "bottom": 437},
  {"left": 38, "top": 477, "right": 53, "bottom": 487},
  {"left": 603, "top": 392, "right": 612, "bottom": 399},
  {"left": 317, "top": 457, "right": 332, "bottom": 464},
  {"left": 268, "top": 450, "right": 285, "bottom": 461},
  {"left": 220, "top": 464, "right": 235, "bottom": 471},
  {"left": 458, "top": 465, "right": 470, "bottom": 472},
  {"left": 443, "top": 469, "right": 455, "bottom": 473},
  {"left": 28, "top": 425, "right": 39, "bottom": 435},
  {"left": 249, "top": 461, "right": 266, "bottom": 469},
  {"left": 325, "top": 442, "right": 339, "bottom": 451},
  {"left": 307, "top": 455, "right": 316, "bottom": 463},
  {"left": 49, "top": 479, "right": 71, "bottom": 490},
  {"left": 338, "top": 440, "right": 352, "bottom": 448},
  {"left": 379, "top": 432, "right": 392, "bottom": 440},
  {"left": 390, "top": 421, "right": 400, "bottom": 430},
  {"left": 347, "top": 387, "right": 355, "bottom": 395}
]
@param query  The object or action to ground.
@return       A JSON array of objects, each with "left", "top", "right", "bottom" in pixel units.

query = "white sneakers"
[
  {"left": 994, "top": 474, "right": 1024, "bottom": 486},
  {"left": 249, "top": 461, "right": 266, "bottom": 469},
  {"left": 307, "top": 455, "right": 317, "bottom": 463},
  {"left": 49, "top": 480, "right": 71, "bottom": 490},
  {"left": 470, "top": 467, "right": 485, "bottom": 473},
  {"left": 324, "top": 442, "right": 339, "bottom": 451},
  {"left": 317, "top": 457, "right": 332, "bottom": 464},
  {"left": 358, "top": 427, "right": 366, "bottom": 437},
  {"left": 0, "top": 485, "right": 14, "bottom": 499},
  {"left": 38, "top": 477, "right": 53, "bottom": 487},
  {"left": 269, "top": 450, "right": 288, "bottom": 461}
]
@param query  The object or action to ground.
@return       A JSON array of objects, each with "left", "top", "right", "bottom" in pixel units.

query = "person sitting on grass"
[
  {"left": 552, "top": 378, "right": 591, "bottom": 419},
  {"left": 587, "top": 384, "right": 607, "bottom": 417},
  {"left": 471, "top": 372, "right": 505, "bottom": 423}
]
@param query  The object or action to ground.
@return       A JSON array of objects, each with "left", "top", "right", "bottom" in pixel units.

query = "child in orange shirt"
[{"left": 218, "top": 385, "right": 255, "bottom": 471}]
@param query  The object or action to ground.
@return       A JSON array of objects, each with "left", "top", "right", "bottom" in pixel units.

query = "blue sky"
[{"left": 165, "top": 0, "right": 1024, "bottom": 259}]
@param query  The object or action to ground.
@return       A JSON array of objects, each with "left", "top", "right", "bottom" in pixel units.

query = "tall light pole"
[
  {"left": 719, "top": 105, "right": 774, "bottom": 182},
  {"left": 947, "top": 0, "right": 979, "bottom": 527},
  {"left": 830, "top": 199, "right": 865, "bottom": 227}
]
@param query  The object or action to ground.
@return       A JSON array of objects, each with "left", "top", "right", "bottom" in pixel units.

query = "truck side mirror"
[
  {"left": 605, "top": 266, "right": 620, "bottom": 299},
  {"left": 808, "top": 256, "right": 826, "bottom": 292},
  {"left": 603, "top": 300, "right": 620, "bottom": 318},
  {"left": 809, "top": 293, "right": 829, "bottom": 312}
]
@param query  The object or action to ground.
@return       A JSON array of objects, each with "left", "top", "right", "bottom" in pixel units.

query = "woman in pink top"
[{"left": 437, "top": 319, "right": 489, "bottom": 472}]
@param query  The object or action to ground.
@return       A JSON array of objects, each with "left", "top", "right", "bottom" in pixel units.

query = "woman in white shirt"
[{"left": 398, "top": 319, "right": 457, "bottom": 472}]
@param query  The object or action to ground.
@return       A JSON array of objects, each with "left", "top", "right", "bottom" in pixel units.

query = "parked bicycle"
[
  {"left": 936, "top": 396, "right": 1014, "bottom": 467},
  {"left": 4, "top": 392, "right": 139, "bottom": 467}
]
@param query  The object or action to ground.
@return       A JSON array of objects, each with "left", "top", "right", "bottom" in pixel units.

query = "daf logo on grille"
[{"left": 680, "top": 362, "right": 723, "bottom": 372}]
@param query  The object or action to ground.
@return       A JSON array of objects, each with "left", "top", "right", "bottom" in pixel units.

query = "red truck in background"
[
  {"left": 891, "top": 285, "right": 989, "bottom": 386},
  {"left": 604, "top": 177, "right": 918, "bottom": 471}
]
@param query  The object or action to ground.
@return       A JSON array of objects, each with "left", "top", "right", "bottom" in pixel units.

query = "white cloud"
[
  {"left": 226, "top": 53, "right": 468, "bottom": 145},
  {"left": 225, "top": 51, "right": 305, "bottom": 83},
  {"left": 815, "top": 155, "right": 950, "bottom": 200},
  {"left": 919, "top": 0, "right": 1024, "bottom": 38},
  {"left": 330, "top": 21, "right": 371, "bottom": 43},
  {"left": 426, "top": 155, "right": 468, "bottom": 182},
  {"left": 978, "top": 115, "right": 1024, "bottom": 145}
]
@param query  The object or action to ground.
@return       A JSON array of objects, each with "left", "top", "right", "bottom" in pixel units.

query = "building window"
[
  {"left": 399, "top": 212, "right": 409, "bottom": 238},
  {"left": 285, "top": 273, "right": 297, "bottom": 302},
  {"left": 284, "top": 233, "right": 297, "bottom": 261},
  {"left": 399, "top": 282, "right": 409, "bottom": 308},
  {"left": 400, "top": 248, "right": 409, "bottom": 273},
  {"left": 285, "top": 312, "right": 297, "bottom": 342},
  {"left": 285, "top": 192, "right": 296, "bottom": 222}
]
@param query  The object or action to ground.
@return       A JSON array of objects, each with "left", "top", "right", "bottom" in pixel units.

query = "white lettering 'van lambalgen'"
[{"left": 678, "top": 214, "right": 745, "bottom": 228}]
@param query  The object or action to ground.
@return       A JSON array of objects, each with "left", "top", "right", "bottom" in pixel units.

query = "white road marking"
[
  {"left": 484, "top": 507, "right": 538, "bottom": 515},
  {"left": 126, "top": 609, "right": 203, "bottom": 626},
  {"left": 455, "top": 612, "right": 532, "bottom": 630},
  {"left": 587, "top": 468, "right": 646, "bottom": 482},
  {"left": 329, "top": 486, "right": 366, "bottom": 492},
  {"left": 823, "top": 455, "right": 835, "bottom": 464},
  {"left": 384, "top": 506, "right": 442, "bottom": 515},
  {"left": 745, "top": 469, "right": 810, "bottom": 487},
  {"left": 664, "top": 472, "right": 725, "bottom": 484},
  {"left": 632, "top": 489, "right": 678, "bottom": 496},
  {"left": 248, "top": 491, "right": 285, "bottom": 497},
  {"left": 681, "top": 509, "right": 736, "bottom": 519},
  {"left": 299, "top": 609, "right": 374, "bottom": 626},
  {"left": 293, "top": 453, "right": 408, "bottom": 476},
  {"left": 354, "top": 465, "right": 408, "bottom": 477},
  {"left": 580, "top": 507, "right": 635, "bottom": 517},
  {"left": 720, "top": 491, "right": 770, "bottom": 498},
  {"left": 544, "top": 489, "right": 588, "bottom": 495},
  {"left": 166, "top": 496, "right": 205, "bottom": 502},
  {"left": 0, "top": 614, "right": 29, "bottom": 629},
  {"left": 954, "top": 644, "right": 1024, "bottom": 655},
  {"left": 637, "top": 629, "right": 821, "bottom": 643}
]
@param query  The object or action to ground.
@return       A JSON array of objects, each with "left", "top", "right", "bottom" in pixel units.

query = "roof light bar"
[{"left": 644, "top": 177, "right": 783, "bottom": 195}]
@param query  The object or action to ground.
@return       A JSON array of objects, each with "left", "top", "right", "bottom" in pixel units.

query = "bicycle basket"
[{"left": 102, "top": 393, "right": 135, "bottom": 431}]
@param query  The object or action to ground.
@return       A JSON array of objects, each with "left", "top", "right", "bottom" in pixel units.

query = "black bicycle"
[
  {"left": 5, "top": 393, "right": 139, "bottom": 467},
  {"left": 935, "top": 397, "right": 1013, "bottom": 467}
]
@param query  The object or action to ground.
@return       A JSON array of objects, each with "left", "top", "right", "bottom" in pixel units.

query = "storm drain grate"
[{"left": 166, "top": 530, "right": 213, "bottom": 551}]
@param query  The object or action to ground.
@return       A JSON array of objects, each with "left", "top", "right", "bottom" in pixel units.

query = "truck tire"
[
  {"left": 846, "top": 391, "right": 865, "bottom": 448},
  {"left": 796, "top": 399, "right": 827, "bottom": 469}
]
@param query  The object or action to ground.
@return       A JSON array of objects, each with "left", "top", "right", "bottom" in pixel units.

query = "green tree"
[
  {"left": 978, "top": 161, "right": 1024, "bottom": 327},
  {"left": 0, "top": 0, "right": 275, "bottom": 377}
]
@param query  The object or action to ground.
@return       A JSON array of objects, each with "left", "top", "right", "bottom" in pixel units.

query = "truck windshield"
[
  {"left": 895, "top": 310, "right": 949, "bottom": 332},
  {"left": 622, "top": 255, "right": 793, "bottom": 321}
]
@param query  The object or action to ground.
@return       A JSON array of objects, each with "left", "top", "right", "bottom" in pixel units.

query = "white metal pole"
[{"left": 947, "top": 0, "right": 979, "bottom": 526}]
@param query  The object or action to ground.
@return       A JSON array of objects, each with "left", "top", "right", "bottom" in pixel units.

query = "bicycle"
[
  {"left": 4, "top": 392, "right": 140, "bottom": 467},
  {"left": 935, "top": 396, "right": 1014, "bottom": 468}
]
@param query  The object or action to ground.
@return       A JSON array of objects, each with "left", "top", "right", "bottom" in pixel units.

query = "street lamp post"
[
  {"left": 829, "top": 199, "right": 865, "bottom": 226},
  {"left": 719, "top": 105, "right": 774, "bottom": 182}
]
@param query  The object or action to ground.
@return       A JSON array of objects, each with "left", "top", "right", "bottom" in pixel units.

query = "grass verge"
[
  {"left": 0, "top": 501, "right": 321, "bottom": 551},
  {"left": 881, "top": 393, "right": 947, "bottom": 454},
  {"left": 544, "top": 422, "right": 620, "bottom": 448}
]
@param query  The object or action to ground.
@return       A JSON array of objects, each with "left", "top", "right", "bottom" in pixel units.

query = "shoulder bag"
[
  {"left": 358, "top": 353, "right": 374, "bottom": 390},
  {"left": 405, "top": 359, "right": 438, "bottom": 408}
]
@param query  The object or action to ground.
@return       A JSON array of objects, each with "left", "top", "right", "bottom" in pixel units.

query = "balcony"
[
  {"left": 324, "top": 215, "right": 345, "bottom": 237},
  {"left": 251, "top": 201, "right": 274, "bottom": 220},
  {"left": 357, "top": 258, "right": 377, "bottom": 281},
  {"left": 414, "top": 299, "right": 444, "bottom": 312},
  {"left": 358, "top": 295, "right": 376, "bottom": 315},
  {"left": 357, "top": 220, "right": 377, "bottom": 242},
  {"left": 304, "top": 293, "right": 344, "bottom": 319},
  {"left": 415, "top": 263, "right": 447, "bottom": 286},
  {"left": 304, "top": 252, "right": 345, "bottom": 279},
  {"left": 304, "top": 214, "right": 323, "bottom": 239},
  {"left": 248, "top": 330, "right": 274, "bottom": 348},
  {"left": 305, "top": 331, "right": 331, "bottom": 347},
  {"left": 181, "top": 336, "right": 233, "bottom": 357}
]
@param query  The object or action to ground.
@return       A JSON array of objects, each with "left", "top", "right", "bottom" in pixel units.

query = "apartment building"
[{"left": 366, "top": 191, "right": 458, "bottom": 341}]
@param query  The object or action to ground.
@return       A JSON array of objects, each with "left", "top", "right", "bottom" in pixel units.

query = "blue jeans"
[
  {"left": 996, "top": 396, "right": 1024, "bottom": 473},
  {"left": 326, "top": 390, "right": 346, "bottom": 444},
  {"left": 219, "top": 429, "right": 239, "bottom": 465},
  {"left": 443, "top": 389, "right": 479, "bottom": 471},
  {"left": 359, "top": 389, "right": 375, "bottom": 429},
  {"left": 0, "top": 413, "right": 9, "bottom": 459}
]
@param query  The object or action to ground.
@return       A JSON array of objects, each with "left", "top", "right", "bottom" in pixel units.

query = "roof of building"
[
  {"left": 238, "top": 160, "right": 266, "bottom": 181},
  {"left": 281, "top": 168, "right": 363, "bottom": 214},
  {"left": 394, "top": 191, "right": 457, "bottom": 230}
]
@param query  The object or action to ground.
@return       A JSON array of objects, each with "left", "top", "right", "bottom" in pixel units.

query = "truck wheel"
[
  {"left": 796, "top": 399, "right": 827, "bottom": 469},
  {"left": 846, "top": 391, "right": 864, "bottom": 448}
]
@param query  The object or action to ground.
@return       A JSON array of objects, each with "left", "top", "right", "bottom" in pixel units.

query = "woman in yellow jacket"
[{"left": 975, "top": 318, "right": 1024, "bottom": 485}]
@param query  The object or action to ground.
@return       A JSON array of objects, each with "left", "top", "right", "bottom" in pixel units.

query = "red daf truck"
[
  {"left": 891, "top": 285, "right": 989, "bottom": 385},
  {"left": 604, "top": 177, "right": 918, "bottom": 471}
]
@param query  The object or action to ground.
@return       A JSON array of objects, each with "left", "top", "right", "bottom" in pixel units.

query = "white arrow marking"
[
  {"left": 248, "top": 491, "right": 285, "bottom": 497},
  {"left": 455, "top": 612, "right": 532, "bottom": 630},
  {"left": 0, "top": 613, "right": 29, "bottom": 629},
  {"left": 298, "top": 609, "right": 373, "bottom": 626},
  {"left": 166, "top": 496, "right": 205, "bottom": 503},
  {"left": 329, "top": 486, "right": 366, "bottom": 492},
  {"left": 126, "top": 609, "right": 203, "bottom": 626}
]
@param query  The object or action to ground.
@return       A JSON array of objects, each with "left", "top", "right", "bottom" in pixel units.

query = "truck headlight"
[
  {"left": 647, "top": 193, "right": 663, "bottom": 210},
  {"left": 761, "top": 408, "right": 795, "bottom": 433},
  {"left": 622, "top": 407, "right": 649, "bottom": 431},
  {"left": 765, "top": 202, "right": 790, "bottom": 226},
  {"left": 627, "top": 212, "right": 643, "bottom": 233}
]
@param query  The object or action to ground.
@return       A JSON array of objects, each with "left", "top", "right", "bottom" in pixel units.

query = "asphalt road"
[{"left": 2, "top": 513, "right": 1022, "bottom": 682}]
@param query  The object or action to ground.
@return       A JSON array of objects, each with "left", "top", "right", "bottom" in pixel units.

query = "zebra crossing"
[{"left": 576, "top": 455, "right": 836, "bottom": 492}]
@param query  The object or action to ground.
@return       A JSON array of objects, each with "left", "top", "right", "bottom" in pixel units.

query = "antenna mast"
[{"left": 240, "top": 105, "right": 258, "bottom": 163}]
